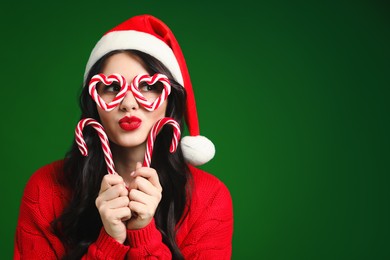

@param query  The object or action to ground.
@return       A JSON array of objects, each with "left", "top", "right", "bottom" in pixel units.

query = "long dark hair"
[{"left": 52, "top": 50, "right": 191, "bottom": 259}]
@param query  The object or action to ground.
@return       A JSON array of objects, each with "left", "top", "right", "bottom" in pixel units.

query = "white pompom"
[{"left": 180, "top": 135, "right": 215, "bottom": 166}]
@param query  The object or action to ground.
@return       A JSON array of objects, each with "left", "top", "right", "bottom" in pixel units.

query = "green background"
[{"left": 1, "top": 0, "right": 389, "bottom": 259}]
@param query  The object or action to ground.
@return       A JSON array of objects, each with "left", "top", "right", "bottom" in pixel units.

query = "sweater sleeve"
[
  {"left": 179, "top": 169, "right": 234, "bottom": 259},
  {"left": 125, "top": 168, "right": 234, "bottom": 259},
  {"left": 125, "top": 219, "right": 172, "bottom": 259},
  {"left": 14, "top": 162, "right": 129, "bottom": 259},
  {"left": 83, "top": 228, "right": 129, "bottom": 259}
]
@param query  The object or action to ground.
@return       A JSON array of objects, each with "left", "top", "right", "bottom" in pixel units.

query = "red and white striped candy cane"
[
  {"left": 130, "top": 74, "right": 171, "bottom": 111},
  {"left": 89, "top": 73, "right": 128, "bottom": 111},
  {"left": 75, "top": 118, "right": 116, "bottom": 175},
  {"left": 143, "top": 117, "right": 181, "bottom": 167}
]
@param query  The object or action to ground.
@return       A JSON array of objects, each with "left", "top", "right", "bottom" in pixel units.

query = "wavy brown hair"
[{"left": 52, "top": 50, "right": 192, "bottom": 259}]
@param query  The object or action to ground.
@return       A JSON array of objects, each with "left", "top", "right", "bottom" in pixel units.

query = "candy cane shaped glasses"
[{"left": 89, "top": 73, "right": 171, "bottom": 112}]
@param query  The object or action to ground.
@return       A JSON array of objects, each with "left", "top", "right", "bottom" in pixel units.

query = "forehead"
[{"left": 101, "top": 52, "right": 148, "bottom": 78}]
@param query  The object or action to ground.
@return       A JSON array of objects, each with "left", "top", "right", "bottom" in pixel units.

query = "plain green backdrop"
[{"left": 1, "top": 0, "right": 389, "bottom": 259}]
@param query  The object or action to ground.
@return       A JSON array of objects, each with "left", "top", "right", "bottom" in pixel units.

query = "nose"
[{"left": 119, "top": 90, "right": 139, "bottom": 112}]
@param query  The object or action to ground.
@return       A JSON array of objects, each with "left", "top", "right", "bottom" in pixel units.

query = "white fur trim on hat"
[
  {"left": 84, "top": 30, "right": 184, "bottom": 86},
  {"left": 181, "top": 135, "right": 215, "bottom": 166}
]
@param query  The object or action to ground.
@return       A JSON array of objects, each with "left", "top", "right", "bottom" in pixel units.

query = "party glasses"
[{"left": 89, "top": 73, "right": 172, "bottom": 111}]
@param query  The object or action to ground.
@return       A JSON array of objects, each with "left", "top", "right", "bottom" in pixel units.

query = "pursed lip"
[{"left": 118, "top": 116, "right": 142, "bottom": 131}]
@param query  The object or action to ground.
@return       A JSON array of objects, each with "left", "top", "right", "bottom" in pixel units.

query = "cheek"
[
  {"left": 152, "top": 102, "right": 168, "bottom": 119},
  {"left": 97, "top": 107, "right": 109, "bottom": 126},
  {"left": 144, "top": 102, "right": 167, "bottom": 127}
]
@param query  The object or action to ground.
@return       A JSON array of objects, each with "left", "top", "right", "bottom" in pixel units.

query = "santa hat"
[{"left": 84, "top": 14, "right": 215, "bottom": 166}]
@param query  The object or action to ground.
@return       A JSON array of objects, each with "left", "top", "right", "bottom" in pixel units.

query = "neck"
[{"left": 111, "top": 142, "right": 145, "bottom": 184}]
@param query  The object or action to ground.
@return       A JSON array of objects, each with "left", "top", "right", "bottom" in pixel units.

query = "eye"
[
  {"left": 139, "top": 82, "right": 163, "bottom": 93},
  {"left": 103, "top": 83, "right": 121, "bottom": 93}
]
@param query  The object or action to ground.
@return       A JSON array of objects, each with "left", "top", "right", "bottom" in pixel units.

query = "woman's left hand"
[{"left": 126, "top": 162, "right": 163, "bottom": 230}]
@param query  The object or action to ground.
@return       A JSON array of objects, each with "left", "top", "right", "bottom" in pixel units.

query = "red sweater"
[{"left": 14, "top": 160, "right": 233, "bottom": 259}]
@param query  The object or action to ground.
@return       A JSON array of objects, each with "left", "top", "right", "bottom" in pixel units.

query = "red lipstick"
[{"left": 119, "top": 116, "right": 142, "bottom": 131}]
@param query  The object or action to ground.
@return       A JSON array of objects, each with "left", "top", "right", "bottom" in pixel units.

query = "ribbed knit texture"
[{"left": 14, "top": 160, "right": 233, "bottom": 259}]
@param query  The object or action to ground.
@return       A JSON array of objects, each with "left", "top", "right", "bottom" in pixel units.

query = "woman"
[{"left": 14, "top": 14, "right": 233, "bottom": 259}]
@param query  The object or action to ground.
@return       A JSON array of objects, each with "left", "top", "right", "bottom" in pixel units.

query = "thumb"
[
  {"left": 136, "top": 161, "right": 143, "bottom": 169},
  {"left": 130, "top": 162, "right": 143, "bottom": 177}
]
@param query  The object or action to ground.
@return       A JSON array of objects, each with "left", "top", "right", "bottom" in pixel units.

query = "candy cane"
[
  {"left": 143, "top": 117, "right": 181, "bottom": 167},
  {"left": 75, "top": 118, "right": 116, "bottom": 175},
  {"left": 89, "top": 73, "right": 128, "bottom": 111},
  {"left": 130, "top": 74, "right": 171, "bottom": 111}
]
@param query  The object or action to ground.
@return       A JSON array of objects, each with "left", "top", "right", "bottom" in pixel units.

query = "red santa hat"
[{"left": 84, "top": 14, "right": 215, "bottom": 166}]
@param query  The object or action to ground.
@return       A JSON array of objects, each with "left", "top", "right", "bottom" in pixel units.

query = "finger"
[
  {"left": 100, "top": 183, "right": 128, "bottom": 200},
  {"left": 129, "top": 200, "right": 151, "bottom": 217},
  {"left": 96, "top": 184, "right": 128, "bottom": 208},
  {"left": 117, "top": 207, "right": 132, "bottom": 222},
  {"left": 129, "top": 161, "right": 142, "bottom": 176},
  {"left": 127, "top": 177, "right": 160, "bottom": 197},
  {"left": 136, "top": 161, "right": 142, "bottom": 170},
  {"left": 105, "top": 196, "right": 130, "bottom": 209},
  {"left": 100, "top": 174, "right": 126, "bottom": 193},
  {"left": 131, "top": 167, "right": 162, "bottom": 191},
  {"left": 105, "top": 207, "right": 132, "bottom": 222},
  {"left": 129, "top": 188, "right": 158, "bottom": 206}
]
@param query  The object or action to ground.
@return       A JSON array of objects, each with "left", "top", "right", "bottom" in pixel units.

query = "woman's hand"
[
  {"left": 127, "top": 162, "right": 163, "bottom": 230},
  {"left": 95, "top": 174, "right": 131, "bottom": 244}
]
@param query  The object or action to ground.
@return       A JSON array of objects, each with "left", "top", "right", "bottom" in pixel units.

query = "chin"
[{"left": 111, "top": 137, "right": 146, "bottom": 149}]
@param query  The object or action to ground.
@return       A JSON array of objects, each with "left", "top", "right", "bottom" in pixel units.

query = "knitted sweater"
[{"left": 14, "top": 160, "right": 233, "bottom": 259}]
